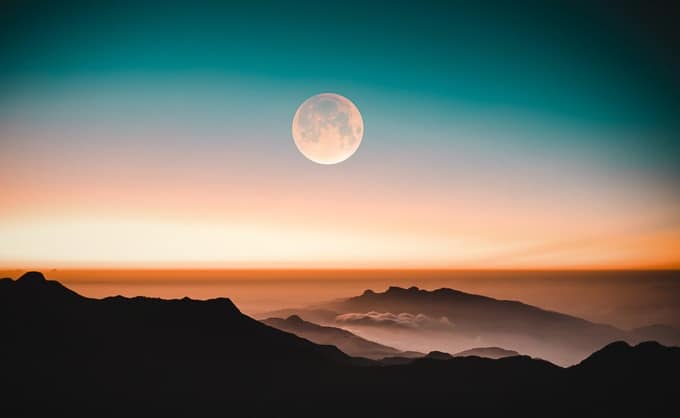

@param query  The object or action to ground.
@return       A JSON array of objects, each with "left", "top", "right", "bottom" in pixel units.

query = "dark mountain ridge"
[{"left": 1, "top": 272, "right": 678, "bottom": 417}]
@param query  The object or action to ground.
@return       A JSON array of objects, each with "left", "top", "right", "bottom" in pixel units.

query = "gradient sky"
[{"left": 1, "top": 0, "right": 679, "bottom": 269}]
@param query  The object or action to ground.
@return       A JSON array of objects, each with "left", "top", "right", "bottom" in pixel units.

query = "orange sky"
[
  {"left": 1, "top": 139, "right": 680, "bottom": 269},
  {"left": 2, "top": 89, "right": 680, "bottom": 270}
]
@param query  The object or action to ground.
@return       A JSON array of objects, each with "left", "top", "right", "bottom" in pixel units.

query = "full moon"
[{"left": 292, "top": 93, "right": 364, "bottom": 164}]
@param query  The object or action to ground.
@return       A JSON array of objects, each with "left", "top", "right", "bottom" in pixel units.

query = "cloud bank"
[{"left": 334, "top": 311, "right": 453, "bottom": 330}]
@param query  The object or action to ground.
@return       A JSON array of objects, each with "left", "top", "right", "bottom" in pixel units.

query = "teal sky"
[
  {"left": 2, "top": 1, "right": 679, "bottom": 165},
  {"left": 1, "top": 0, "right": 679, "bottom": 268}
]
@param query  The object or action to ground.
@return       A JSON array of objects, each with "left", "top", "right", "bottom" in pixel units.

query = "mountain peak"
[
  {"left": 453, "top": 346, "right": 521, "bottom": 359},
  {"left": 425, "top": 351, "right": 453, "bottom": 360},
  {"left": 599, "top": 340, "right": 632, "bottom": 353},
  {"left": 10, "top": 271, "right": 82, "bottom": 300},
  {"left": 18, "top": 271, "right": 47, "bottom": 285},
  {"left": 385, "top": 286, "right": 420, "bottom": 294},
  {"left": 286, "top": 314, "right": 304, "bottom": 323}
]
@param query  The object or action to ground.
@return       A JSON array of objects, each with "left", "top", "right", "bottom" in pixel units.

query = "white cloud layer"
[{"left": 334, "top": 311, "right": 454, "bottom": 330}]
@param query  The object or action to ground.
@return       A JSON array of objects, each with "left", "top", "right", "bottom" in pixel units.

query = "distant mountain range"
[
  {"left": 262, "top": 315, "right": 422, "bottom": 359},
  {"left": 380, "top": 346, "right": 522, "bottom": 365},
  {"left": 453, "top": 346, "right": 520, "bottom": 358},
  {"left": 261, "top": 285, "right": 680, "bottom": 365},
  {"left": 262, "top": 315, "right": 520, "bottom": 361},
  {"left": 2, "top": 272, "right": 679, "bottom": 417}
]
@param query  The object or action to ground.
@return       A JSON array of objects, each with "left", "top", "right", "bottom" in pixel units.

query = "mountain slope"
[
  {"left": 336, "top": 286, "right": 621, "bottom": 338},
  {"left": 263, "top": 315, "right": 422, "bottom": 359},
  {"left": 273, "top": 286, "right": 629, "bottom": 365},
  {"left": 0, "top": 272, "right": 355, "bottom": 416},
  {"left": 1, "top": 272, "right": 678, "bottom": 417}
]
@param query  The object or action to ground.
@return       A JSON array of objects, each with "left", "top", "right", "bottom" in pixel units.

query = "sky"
[{"left": 1, "top": 0, "right": 679, "bottom": 269}]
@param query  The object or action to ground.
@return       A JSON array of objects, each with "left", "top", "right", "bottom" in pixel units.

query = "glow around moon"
[{"left": 292, "top": 93, "right": 364, "bottom": 164}]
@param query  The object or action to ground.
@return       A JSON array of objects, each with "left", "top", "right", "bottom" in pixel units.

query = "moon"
[{"left": 292, "top": 93, "right": 364, "bottom": 164}]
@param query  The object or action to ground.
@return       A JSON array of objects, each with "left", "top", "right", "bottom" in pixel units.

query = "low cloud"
[{"left": 334, "top": 311, "right": 454, "bottom": 330}]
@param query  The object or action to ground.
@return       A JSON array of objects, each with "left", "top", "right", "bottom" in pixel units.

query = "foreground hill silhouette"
[
  {"left": 263, "top": 285, "right": 680, "bottom": 365},
  {"left": 1, "top": 272, "right": 678, "bottom": 417}
]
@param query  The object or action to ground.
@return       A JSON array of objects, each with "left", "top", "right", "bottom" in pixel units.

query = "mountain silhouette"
[
  {"left": 265, "top": 285, "right": 679, "bottom": 365},
  {"left": 627, "top": 324, "right": 680, "bottom": 346},
  {"left": 262, "top": 315, "right": 422, "bottom": 359},
  {"left": 453, "top": 346, "right": 520, "bottom": 358},
  {"left": 2, "top": 273, "right": 678, "bottom": 417},
  {"left": 2, "top": 270, "right": 81, "bottom": 299},
  {"left": 425, "top": 350, "right": 453, "bottom": 360},
  {"left": 381, "top": 347, "right": 520, "bottom": 365}
]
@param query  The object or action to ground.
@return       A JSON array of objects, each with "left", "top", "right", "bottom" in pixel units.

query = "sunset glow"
[{"left": 1, "top": 2, "right": 679, "bottom": 270}]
